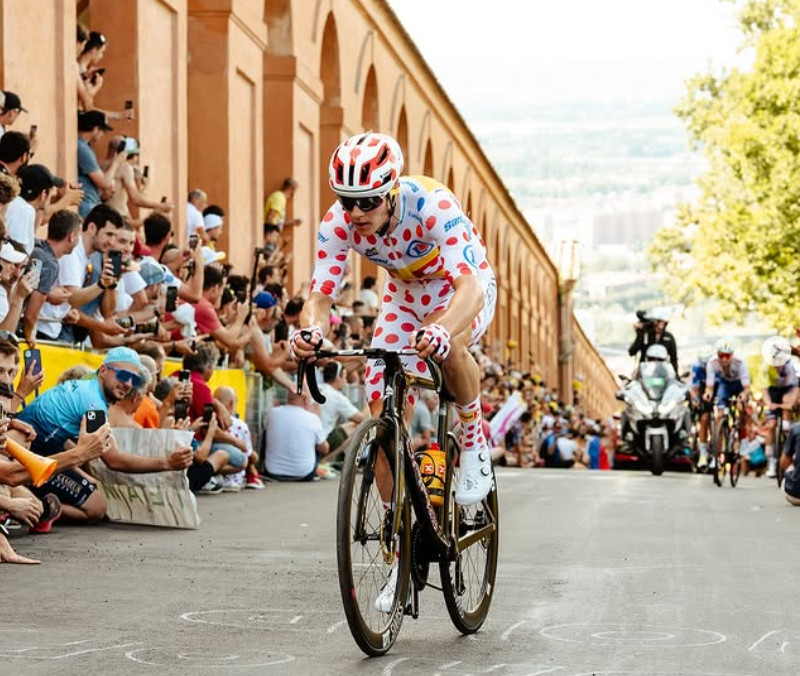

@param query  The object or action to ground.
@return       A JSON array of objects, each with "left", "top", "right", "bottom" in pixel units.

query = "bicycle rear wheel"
[
  {"left": 440, "top": 436, "right": 499, "bottom": 634},
  {"left": 336, "top": 418, "right": 411, "bottom": 656}
]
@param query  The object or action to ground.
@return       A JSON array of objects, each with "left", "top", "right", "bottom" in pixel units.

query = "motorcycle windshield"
[{"left": 640, "top": 362, "right": 669, "bottom": 400}]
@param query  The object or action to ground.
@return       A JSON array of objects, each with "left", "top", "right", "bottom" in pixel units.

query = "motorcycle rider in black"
[{"left": 628, "top": 309, "right": 679, "bottom": 375}]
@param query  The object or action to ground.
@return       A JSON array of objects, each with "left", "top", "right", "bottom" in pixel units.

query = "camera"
[
  {"left": 635, "top": 310, "right": 653, "bottom": 331},
  {"left": 135, "top": 317, "right": 159, "bottom": 335}
]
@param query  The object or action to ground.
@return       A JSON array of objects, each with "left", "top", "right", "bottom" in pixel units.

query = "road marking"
[
  {"left": 501, "top": 620, "right": 528, "bottom": 641},
  {"left": 326, "top": 620, "right": 347, "bottom": 634},
  {"left": 289, "top": 616, "right": 302, "bottom": 624},
  {"left": 382, "top": 656, "right": 409, "bottom": 676},
  {"left": 748, "top": 629, "right": 778, "bottom": 651}
]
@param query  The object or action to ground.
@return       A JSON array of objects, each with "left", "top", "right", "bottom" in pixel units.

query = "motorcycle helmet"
[
  {"left": 715, "top": 338, "right": 734, "bottom": 356},
  {"left": 328, "top": 132, "right": 404, "bottom": 198},
  {"left": 645, "top": 344, "right": 669, "bottom": 362}
]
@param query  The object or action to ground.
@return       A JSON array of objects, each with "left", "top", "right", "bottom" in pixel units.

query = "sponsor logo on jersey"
[
  {"left": 365, "top": 247, "right": 379, "bottom": 258},
  {"left": 463, "top": 244, "right": 478, "bottom": 268},
  {"left": 317, "top": 232, "right": 329, "bottom": 243},
  {"left": 407, "top": 240, "right": 435, "bottom": 258},
  {"left": 444, "top": 215, "right": 465, "bottom": 232}
]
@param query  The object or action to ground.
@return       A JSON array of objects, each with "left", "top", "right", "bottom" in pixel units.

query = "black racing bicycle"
[
  {"left": 772, "top": 406, "right": 787, "bottom": 488},
  {"left": 711, "top": 396, "right": 743, "bottom": 488},
  {"left": 297, "top": 345, "right": 499, "bottom": 656}
]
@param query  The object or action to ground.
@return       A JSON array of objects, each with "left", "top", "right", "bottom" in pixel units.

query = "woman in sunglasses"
[{"left": 291, "top": 132, "right": 497, "bottom": 507}]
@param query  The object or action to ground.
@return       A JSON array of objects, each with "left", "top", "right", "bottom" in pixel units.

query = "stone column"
[
  {"left": 0, "top": 0, "right": 76, "bottom": 180},
  {"left": 90, "top": 0, "right": 188, "bottom": 234},
  {"left": 188, "top": 0, "right": 266, "bottom": 273}
]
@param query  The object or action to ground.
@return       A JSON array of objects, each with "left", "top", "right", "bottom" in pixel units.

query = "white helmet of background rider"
[
  {"left": 645, "top": 344, "right": 669, "bottom": 362},
  {"left": 715, "top": 338, "right": 734, "bottom": 356},
  {"left": 328, "top": 132, "right": 404, "bottom": 198}
]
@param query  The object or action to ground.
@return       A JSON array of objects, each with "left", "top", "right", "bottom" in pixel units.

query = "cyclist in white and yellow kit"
[{"left": 290, "top": 132, "right": 497, "bottom": 508}]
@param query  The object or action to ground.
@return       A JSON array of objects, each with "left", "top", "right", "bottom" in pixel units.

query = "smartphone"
[
  {"left": 202, "top": 403, "right": 214, "bottom": 423},
  {"left": 165, "top": 286, "right": 178, "bottom": 313},
  {"left": 85, "top": 409, "right": 107, "bottom": 433},
  {"left": 25, "top": 258, "right": 42, "bottom": 276},
  {"left": 177, "top": 370, "right": 191, "bottom": 383},
  {"left": 116, "top": 138, "right": 126, "bottom": 153},
  {"left": 234, "top": 287, "right": 247, "bottom": 304},
  {"left": 23, "top": 348, "right": 42, "bottom": 377},
  {"left": 143, "top": 165, "right": 150, "bottom": 179},
  {"left": 108, "top": 250, "right": 123, "bottom": 278},
  {"left": 160, "top": 196, "right": 167, "bottom": 203},
  {"left": 96, "top": 67, "right": 106, "bottom": 77},
  {"left": 188, "top": 234, "right": 199, "bottom": 250},
  {"left": 174, "top": 399, "right": 189, "bottom": 421},
  {"left": 124, "top": 100, "right": 133, "bottom": 110},
  {"left": 29, "top": 124, "right": 37, "bottom": 139}
]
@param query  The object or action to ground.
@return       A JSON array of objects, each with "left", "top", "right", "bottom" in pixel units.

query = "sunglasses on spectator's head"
[
  {"left": 106, "top": 365, "right": 142, "bottom": 387},
  {"left": 337, "top": 195, "right": 385, "bottom": 213},
  {"left": 0, "top": 330, "right": 19, "bottom": 347}
]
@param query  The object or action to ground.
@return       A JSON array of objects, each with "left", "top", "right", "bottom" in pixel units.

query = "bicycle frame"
[{"left": 298, "top": 347, "right": 496, "bottom": 562}]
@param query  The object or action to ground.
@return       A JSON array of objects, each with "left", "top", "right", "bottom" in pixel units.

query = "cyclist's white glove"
[
  {"left": 289, "top": 325, "right": 323, "bottom": 361},
  {"left": 415, "top": 323, "right": 451, "bottom": 360}
]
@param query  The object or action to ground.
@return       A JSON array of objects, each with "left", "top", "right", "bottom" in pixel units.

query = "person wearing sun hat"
[{"left": 17, "top": 345, "right": 193, "bottom": 522}]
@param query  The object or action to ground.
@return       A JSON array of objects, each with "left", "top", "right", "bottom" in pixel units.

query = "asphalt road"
[{"left": 2, "top": 467, "right": 798, "bottom": 676}]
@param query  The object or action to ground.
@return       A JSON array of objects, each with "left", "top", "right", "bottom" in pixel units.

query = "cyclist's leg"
[{"left": 428, "top": 278, "right": 496, "bottom": 505}]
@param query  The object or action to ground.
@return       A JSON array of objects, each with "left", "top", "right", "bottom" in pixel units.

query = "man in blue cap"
[{"left": 18, "top": 347, "right": 192, "bottom": 522}]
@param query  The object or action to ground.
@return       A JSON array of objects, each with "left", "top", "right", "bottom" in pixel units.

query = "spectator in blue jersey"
[{"left": 17, "top": 347, "right": 192, "bottom": 522}]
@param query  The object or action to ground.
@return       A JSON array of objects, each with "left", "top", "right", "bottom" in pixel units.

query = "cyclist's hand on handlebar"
[
  {"left": 289, "top": 325, "right": 323, "bottom": 360},
  {"left": 413, "top": 323, "right": 451, "bottom": 361}
]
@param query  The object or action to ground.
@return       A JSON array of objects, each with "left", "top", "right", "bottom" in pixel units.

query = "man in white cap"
[
  {"left": 17, "top": 346, "right": 193, "bottom": 522},
  {"left": 200, "top": 205, "right": 224, "bottom": 249},
  {"left": 0, "top": 241, "right": 36, "bottom": 330}
]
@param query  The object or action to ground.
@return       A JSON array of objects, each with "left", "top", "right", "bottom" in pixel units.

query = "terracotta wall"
[{"left": 0, "top": 0, "right": 619, "bottom": 418}]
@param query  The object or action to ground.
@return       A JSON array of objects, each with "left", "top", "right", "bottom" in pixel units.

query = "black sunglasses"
[{"left": 337, "top": 195, "right": 384, "bottom": 213}]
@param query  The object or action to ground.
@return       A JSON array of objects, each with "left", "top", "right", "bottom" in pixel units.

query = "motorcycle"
[{"left": 617, "top": 362, "right": 691, "bottom": 475}]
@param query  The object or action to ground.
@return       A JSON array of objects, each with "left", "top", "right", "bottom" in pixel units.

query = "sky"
[{"left": 386, "top": 0, "right": 747, "bottom": 112}]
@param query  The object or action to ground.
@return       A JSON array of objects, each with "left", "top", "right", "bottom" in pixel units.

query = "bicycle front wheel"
[
  {"left": 713, "top": 419, "right": 727, "bottom": 487},
  {"left": 440, "top": 437, "right": 499, "bottom": 634},
  {"left": 728, "top": 429, "right": 741, "bottom": 488},
  {"left": 336, "top": 418, "right": 411, "bottom": 656}
]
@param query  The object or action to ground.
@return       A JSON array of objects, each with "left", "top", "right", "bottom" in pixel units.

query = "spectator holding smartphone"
[
  {"left": 0, "top": 91, "right": 26, "bottom": 141},
  {"left": 7, "top": 163, "right": 60, "bottom": 254},
  {"left": 0, "top": 241, "right": 36, "bottom": 332},
  {"left": 77, "top": 111, "right": 125, "bottom": 218},
  {"left": 17, "top": 348, "right": 192, "bottom": 522}
]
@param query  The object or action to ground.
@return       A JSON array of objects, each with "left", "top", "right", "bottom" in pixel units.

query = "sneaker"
[
  {"left": 31, "top": 494, "right": 62, "bottom": 534},
  {"left": 697, "top": 453, "right": 708, "bottom": 470},
  {"left": 316, "top": 464, "right": 339, "bottom": 480},
  {"left": 221, "top": 476, "right": 242, "bottom": 492},
  {"left": 245, "top": 474, "right": 265, "bottom": 490},
  {"left": 766, "top": 457, "right": 777, "bottom": 479},
  {"left": 198, "top": 477, "right": 224, "bottom": 495},
  {"left": 374, "top": 566, "right": 398, "bottom": 613},
  {"left": 455, "top": 449, "right": 493, "bottom": 506}
]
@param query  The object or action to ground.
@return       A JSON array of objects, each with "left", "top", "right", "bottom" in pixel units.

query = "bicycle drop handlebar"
[{"left": 295, "top": 330, "right": 443, "bottom": 404}]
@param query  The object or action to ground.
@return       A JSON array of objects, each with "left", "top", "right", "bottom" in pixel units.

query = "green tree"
[{"left": 650, "top": 0, "right": 800, "bottom": 330}]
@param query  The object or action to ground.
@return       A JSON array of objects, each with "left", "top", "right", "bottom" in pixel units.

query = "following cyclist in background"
[
  {"left": 762, "top": 359, "right": 798, "bottom": 479},
  {"left": 291, "top": 132, "right": 497, "bottom": 508},
  {"left": 628, "top": 308, "right": 679, "bottom": 375},
  {"left": 703, "top": 339, "right": 751, "bottom": 437},
  {"left": 690, "top": 348, "right": 713, "bottom": 469}
]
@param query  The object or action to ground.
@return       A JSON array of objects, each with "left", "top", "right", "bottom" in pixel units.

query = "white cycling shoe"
[
  {"left": 455, "top": 449, "right": 493, "bottom": 506},
  {"left": 374, "top": 566, "right": 397, "bottom": 613}
]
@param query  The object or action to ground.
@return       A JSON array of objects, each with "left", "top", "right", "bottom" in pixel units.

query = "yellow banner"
[{"left": 16, "top": 344, "right": 248, "bottom": 419}]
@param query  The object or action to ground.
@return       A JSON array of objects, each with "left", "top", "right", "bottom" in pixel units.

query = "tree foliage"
[{"left": 650, "top": 0, "right": 800, "bottom": 330}]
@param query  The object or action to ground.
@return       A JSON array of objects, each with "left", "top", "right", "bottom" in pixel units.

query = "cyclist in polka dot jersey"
[{"left": 292, "top": 132, "right": 497, "bottom": 507}]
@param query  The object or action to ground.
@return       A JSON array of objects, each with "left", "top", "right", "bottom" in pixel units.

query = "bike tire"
[
  {"left": 713, "top": 419, "right": 727, "bottom": 487},
  {"left": 776, "top": 417, "right": 785, "bottom": 489},
  {"left": 336, "top": 418, "right": 411, "bottom": 656},
  {"left": 728, "top": 428, "right": 741, "bottom": 488},
  {"left": 440, "top": 435, "right": 499, "bottom": 635},
  {"left": 650, "top": 435, "right": 665, "bottom": 476}
]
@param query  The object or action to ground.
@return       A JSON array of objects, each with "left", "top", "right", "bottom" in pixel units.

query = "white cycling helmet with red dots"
[{"left": 329, "top": 132, "right": 404, "bottom": 198}]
